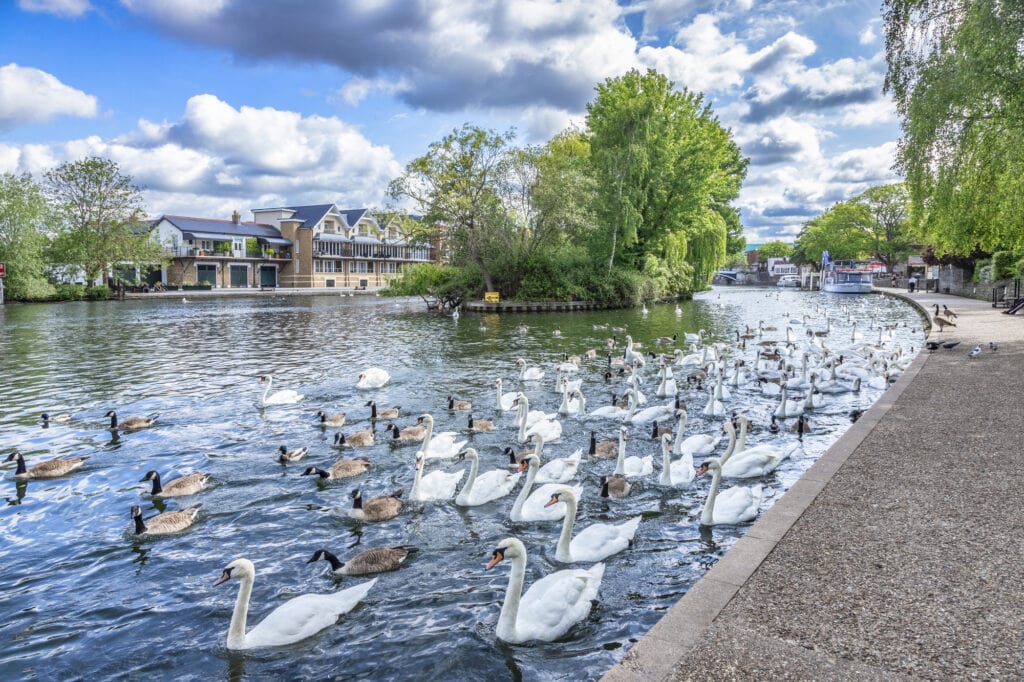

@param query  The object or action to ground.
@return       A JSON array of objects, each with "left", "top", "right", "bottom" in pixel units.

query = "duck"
[
  {"left": 589, "top": 431, "right": 618, "bottom": 458},
  {"left": 453, "top": 448, "right": 521, "bottom": 506},
  {"left": 495, "top": 378, "right": 519, "bottom": 411},
  {"left": 213, "top": 558, "right": 375, "bottom": 650},
  {"left": 307, "top": 547, "right": 417, "bottom": 576},
  {"left": 258, "top": 376, "right": 304, "bottom": 407},
  {"left": 448, "top": 396, "right": 472, "bottom": 411},
  {"left": 130, "top": 503, "right": 201, "bottom": 535},
  {"left": 316, "top": 410, "right": 346, "bottom": 427},
  {"left": 348, "top": 488, "right": 403, "bottom": 521},
  {"left": 356, "top": 367, "right": 391, "bottom": 389},
  {"left": 660, "top": 433, "right": 695, "bottom": 487},
  {"left": 467, "top": 413, "right": 494, "bottom": 432},
  {"left": 410, "top": 451, "right": 464, "bottom": 502},
  {"left": 366, "top": 401, "right": 400, "bottom": 420},
  {"left": 612, "top": 427, "right": 654, "bottom": 477},
  {"left": 695, "top": 458, "right": 762, "bottom": 525},
  {"left": 530, "top": 434, "right": 583, "bottom": 484},
  {"left": 485, "top": 537, "right": 604, "bottom": 644},
  {"left": 105, "top": 410, "right": 158, "bottom": 431},
  {"left": 277, "top": 445, "right": 309, "bottom": 463},
  {"left": 509, "top": 455, "right": 583, "bottom": 522},
  {"left": 301, "top": 458, "right": 370, "bottom": 480},
  {"left": 417, "top": 414, "right": 467, "bottom": 460},
  {"left": 334, "top": 425, "right": 375, "bottom": 448},
  {"left": 384, "top": 420, "right": 427, "bottom": 443},
  {"left": 5, "top": 450, "right": 89, "bottom": 479},
  {"left": 139, "top": 469, "right": 210, "bottom": 497},
  {"left": 600, "top": 475, "right": 631, "bottom": 498},
  {"left": 40, "top": 412, "right": 73, "bottom": 426},
  {"left": 516, "top": 358, "right": 545, "bottom": 381},
  {"left": 545, "top": 487, "right": 641, "bottom": 563}
]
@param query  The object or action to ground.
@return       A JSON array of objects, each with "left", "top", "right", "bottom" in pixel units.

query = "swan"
[
  {"left": 495, "top": 378, "right": 518, "bottom": 411},
  {"left": 721, "top": 419, "right": 796, "bottom": 478},
  {"left": 675, "top": 304, "right": 682, "bottom": 316},
  {"left": 673, "top": 410, "right": 721, "bottom": 457},
  {"left": 683, "top": 329, "right": 705, "bottom": 345},
  {"left": 453, "top": 448, "right": 522, "bottom": 506},
  {"left": 702, "top": 379, "right": 726, "bottom": 419},
  {"left": 557, "top": 379, "right": 584, "bottom": 416},
  {"left": 258, "top": 376, "right": 303, "bottom": 407},
  {"left": 696, "top": 458, "right": 762, "bottom": 526},
  {"left": 659, "top": 433, "right": 695, "bottom": 487},
  {"left": 530, "top": 434, "right": 583, "bottom": 484},
  {"left": 301, "top": 457, "right": 370, "bottom": 480},
  {"left": 773, "top": 387, "right": 805, "bottom": 418},
  {"left": 588, "top": 391, "right": 629, "bottom": 420},
  {"left": 509, "top": 455, "right": 583, "bottom": 522},
  {"left": 655, "top": 365, "right": 677, "bottom": 399},
  {"left": 5, "top": 450, "right": 88, "bottom": 479},
  {"left": 516, "top": 398, "right": 562, "bottom": 444},
  {"left": 513, "top": 393, "right": 559, "bottom": 429},
  {"left": 612, "top": 427, "right": 654, "bottom": 477},
  {"left": 130, "top": 503, "right": 201, "bottom": 535},
  {"left": 545, "top": 487, "right": 641, "bottom": 563},
  {"left": 516, "top": 358, "right": 545, "bottom": 382},
  {"left": 308, "top": 547, "right": 417, "bottom": 576},
  {"left": 625, "top": 392, "right": 676, "bottom": 425},
  {"left": 418, "top": 414, "right": 467, "bottom": 460},
  {"left": 139, "top": 469, "right": 210, "bottom": 497},
  {"left": 214, "top": 558, "right": 375, "bottom": 650},
  {"left": 105, "top": 410, "right": 159, "bottom": 431},
  {"left": 485, "top": 537, "right": 604, "bottom": 644},
  {"left": 411, "top": 451, "right": 465, "bottom": 502},
  {"left": 356, "top": 367, "right": 390, "bottom": 389}
]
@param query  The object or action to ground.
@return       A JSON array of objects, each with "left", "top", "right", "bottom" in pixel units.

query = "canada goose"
[
  {"left": 366, "top": 401, "right": 400, "bottom": 420},
  {"left": 583, "top": 349, "right": 599, "bottom": 360},
  {"left": 759, "top": 320, "right": 778, "bottom": 332},
  {"left": 348, "top": 488, "right": 403, "bottom": 521},
  {"left": 790, "top": 415, "right": 812, "bottom": 440},
  {"left": 307, "top": 546, "right": 418, "bottom": 576},
  {"left": 768, "top": 415, "right": 781, "bottom": 434},
  {"left": 943, "top": 304, "right": 958, "bottom": 319},
  {"left": 502, "top": 445, "right": 536, "bottom": 466},
  {"left": 650, "top": 421, "right": 673, "bottom": 439},
  {"left": 301, "top": 458, "right": 370, "bottom": 480},
  {"left": 654, "top": 333, "right": 677, "bottom": 345},
  {"left": 933, "top": 315, "right": 956, "bottom": 331},
  {"left": 139, "top": 470, "right": 210, "bottom": 497},
  {"left": 316, "top": 410, "right": 346, "bottom": 427},
  {"left": 335, "top": 426, "right": 375, "bottom": 448},
  {"left": 589, "top": 432, "right": 617, "bottom": 458},
  {"left": 41, "top": 412, "right": 72, "bottom": 426},
  {"left": 467, "top": 414, "right": 494, "bottom": 432},
  {"left": 5, "top": 450, "right": 88, "bottom": 479},
  {"left": 130, "top": 503, "right": 201, "bottom": 535},
  {"left": 384, "top": 420, "right": 426, "bottom": 443},
  {"left": 105, "top": 410, "right": 158, "bottom": 431},
  {"left": 600, "top": 475, "right": 631, "bottom": 498},
  {"left": 448, "top": 396, "right": 472, "bottom": 411},
  {"left": 277, "top": 445, "right": 308, "bottom": 463}
]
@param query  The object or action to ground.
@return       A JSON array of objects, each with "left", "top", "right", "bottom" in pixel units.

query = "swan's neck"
[
  {"left": 260, "top": 378, "right": 272, "bottom": 406},
  {"left": 737, "top": 419, "right": 748, "bottom": 452},
  {"left": 227, "top": 573, "right": 253, "bottom": 649},
  {"left": 720, "top": 427, "right": 737, "bottom": 464},
  {"left": 613, "top": 433, "right": 627, "bottom": 475},
  {"left": 457, "top": 454, "right": 478, "bottom": 503},
  {"left": 625, "top": 393, "right": 638, "bottom": 420},
  {"left": 496, "top": 553, "right": 526, "bottom": 642},
  {"left": 510, "top": 461, "right": 538, "bottom": 519},
  {"left": 516, "top": 399, "right": 530, "bottom": 442},
  {"left": 556, "top": 497, "right": 577, "bottom": 560},
  {"left": 421, "top": 417, "right": 435, "bottom": 450},
  {"left": 660, "top": 440, "right": 672, "bottom": 485},
  {"left": 496, "top": 381, "right": 502, "bottom": 410},
  {"left": 701, "top": 467, "right": 722, "bottom": 526},
  {"left": 411, "top": 458, "right": 425, "bottom": 497},
  {"left": 673, "top": 414, "right": 687, "bottom": 454}
]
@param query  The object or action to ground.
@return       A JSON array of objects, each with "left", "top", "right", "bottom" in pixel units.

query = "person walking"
[
  {"left": 908, "top": 275, "right": 917, "bottom": 293},
  {"left": 891, "top": 274, "right": 898, "bottom": 288}
]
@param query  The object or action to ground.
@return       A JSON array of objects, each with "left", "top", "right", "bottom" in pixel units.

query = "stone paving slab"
[{"left": 603, "top": 288, "right": 1024, "bottom": 680}]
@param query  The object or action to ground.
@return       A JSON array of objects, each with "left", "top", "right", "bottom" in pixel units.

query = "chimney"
[{"left": 231, "top": 210, "right": 241, "bottom": 224}]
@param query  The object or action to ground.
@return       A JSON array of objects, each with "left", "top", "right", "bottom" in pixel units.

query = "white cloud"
[
  {"left": 0, "top": 64, "right": 99, "bottom": 130},
  {"left": 17, "top": 0, "right": 90, "bottom": 17},
  {"left": 336, "top": 77, "right": 410, "bottom": 107},
  {"left": 859, "top": 18, "right": 880, "bottom": 45}
]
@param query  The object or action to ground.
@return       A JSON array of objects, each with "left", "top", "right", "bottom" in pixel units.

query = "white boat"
[
  {"left": 777, "top": 275, "right": 801, "bottom": 288},
  {"left": 820, "top": 252, "right": 873, "bottom": 294}
]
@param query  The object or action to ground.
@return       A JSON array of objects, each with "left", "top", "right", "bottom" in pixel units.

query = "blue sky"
[{"left": 0, "top": 0, "right": 901, "bottom": 243}]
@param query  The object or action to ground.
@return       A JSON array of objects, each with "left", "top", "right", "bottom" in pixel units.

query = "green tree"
[
  {"left": 853, "top": 183, "right": 913, "bottom": 271},
  {"left": 793, "top": 202, "right": 873, "bottom": 267},
  {"left": 44, "top": 157, "right": 163, "bottom": 285},
  {"left": 0, "top": 172, "right": 55, "bottom": 300},
  {"left": 757, "top": 241, "right": 793, "bottom": 259}
]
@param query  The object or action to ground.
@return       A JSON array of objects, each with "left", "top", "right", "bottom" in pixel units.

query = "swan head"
[
  {"left": 515, "top": 358, "right": 526, "bottom": 367},
  {"left": 356, "top": 373, "right": 365, "bottom": 383},
  {"left": 544, "top": 486, "right": 577, "bottom": 508},
  {"left": 258, "top": 376, "right": 270, "bottom": 384},
  {"left": 696, "top": 457, "right": 722, "bottom": 476},
  {"left": 661, "top": 433, "right": 673, "bottom": 450},
  {"left": 454, "top": 448, "right": 478, "bottom": 464},
  {"left": 139, "top": 470, "right": 159, "bottom": 483},
  {"left": 418, "top": 413, "right": 433, "bottom": 426},
  {"left": 516, "top": 455, "right": 539, "bottom": 473},
  {"left": 414, "top": 451, "right": 426, "bottom": 470},
  {"left": 214, "top": 558, "right": 255, "bottom": 586},
  {"left": 486, "top": 537, "right": 526, "bottom": 569}
]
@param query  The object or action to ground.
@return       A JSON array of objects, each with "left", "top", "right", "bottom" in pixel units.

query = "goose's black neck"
[
  {"left": 13, "top": 453, "right": 26, "bottom": 475},
  {"left": 313, "top": 468, "right": 330, "bottom": 479},
  {"left": 132, "top": 514, "right": 147, "bottom": 534},
  {"left": 352, "top": 493, "right": 363, "bottom": 509},
  {"left": 369, "top": 404, "right": 378, "bottom": 419},
  {"left": 321, "top": 550, "right": 343, "bottom": 571},
  {"left": 149, "top": 472, "right": 163, "bottom": 494},
  {"left": 588, "top": 433, "right": 597, "bottom": 455},
  {"left": 109, "top": 414, "right": 118, "bottom": 429}
]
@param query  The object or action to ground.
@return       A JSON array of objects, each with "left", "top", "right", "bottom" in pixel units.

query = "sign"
[
  {"left": 0, "top": 262, "right": 5, "bottom": 277},
  {"left": 484, "top": 291, "right": 500, "bottom": 303}
]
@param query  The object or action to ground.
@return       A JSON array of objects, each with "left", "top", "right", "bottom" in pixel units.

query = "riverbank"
[
  {"left": 122, "top": 285, "right": 387, "bottom": 300},
  {"left": 603, "top": 286, "right": 1024, "bottom": 679}
]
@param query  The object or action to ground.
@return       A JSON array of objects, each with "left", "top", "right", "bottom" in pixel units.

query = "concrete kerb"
[{"left": 600, "top": 290, "right": 937, "bottom": 682}]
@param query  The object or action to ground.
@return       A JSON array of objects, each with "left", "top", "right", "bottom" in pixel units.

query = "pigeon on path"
[
  {"left": 989, "top": 342, "right": 998, "bottom": 351},
  {"left": 943, "top": 341, "right": 961, "bottom": 350},
  {"left": 967, "top": 345, "right": 982, "bottom": 358}
]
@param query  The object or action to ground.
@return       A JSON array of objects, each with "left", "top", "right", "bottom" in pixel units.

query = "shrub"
[
  {"left": 1015, "top": 258, "right": 1024, "bottom": 279},
  {"left": 972, "top": 259, "right": 991, "bottom": 282},
  {"left": 54, "top": 283, "right": 87, "bottom": 301},
  {"left": 990, "top": 251, "right": 1015, "bottom": 280},
  {"left": 84, "top": 285, "right": 111, "bottom": 300}
]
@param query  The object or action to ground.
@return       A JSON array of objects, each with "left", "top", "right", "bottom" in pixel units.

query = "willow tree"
[{"left": 884, "top": 0, "right": 1024, "bottom": 255}]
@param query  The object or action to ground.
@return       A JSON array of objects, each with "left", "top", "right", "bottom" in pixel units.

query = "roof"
[
  {"left": 339, "top": 208, "right": 368, "bottom": 227},
  {"left": 156, "top": 215, "right": 282, "bottom": 239}
]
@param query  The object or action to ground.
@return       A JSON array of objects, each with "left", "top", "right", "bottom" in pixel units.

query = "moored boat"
[{"left": 820, "top": 251, "right": 873, "bottom": 294}]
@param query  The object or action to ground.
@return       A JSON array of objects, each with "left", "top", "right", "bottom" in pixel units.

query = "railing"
[
  {"left": 311, "top": 246, "right": 435, "bottom": 261},
  {"left": 164, "top": 247, "right": 291, "bottom": 260}
]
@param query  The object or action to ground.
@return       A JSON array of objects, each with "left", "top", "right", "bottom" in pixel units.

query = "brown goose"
[
  {"left": 316, "top": 410, "right": 346, "bottom": 427},
  {"left": 5, "top": 450, "right": 89, "bottom": 479},
  {"left": 600, "top": 475, "right": 631, "bottom": 499},
  {"left": 467, "top": 414, "right": 494, "bottom": 432},
  {"left": 385, "top": 420, "right": 426, "bottom": 443},
  {"left": 366, "top": 401, "right": 400, "bottom": 420},
  {"left": 307, "top": 546, "right": 417, "bottom": 576},
  {"left": 277, "top": 445, "right": 308, "bottom": 463},
  {"left": 106, "top": 410, "right": 158, "bottom": 431},
  {"left": 348, "top": 488, "right": 402, "bottom": 522},
  {"left": 301, "top": 458, "right": 370, "bottom": 480},
  {"left": 447, "top": 396, "right": 472, "bottom": 411},
  {"left": 589, "top": 432, "right": 617, "bottom": 458},
  {"left": 41, "top": 412, "right": 73, "bottom": 426},
  {"left": 335, "top": 426, "right": 375, "bottom": 448},
  {"left": 933, "top": 315, "right": 956, "bottom": 331},
  {"left": 130, "top": 503, "right": 201, "bottom": 535},
  {"left": 139, "top": 470, "right": 210, "bottom": 497}
]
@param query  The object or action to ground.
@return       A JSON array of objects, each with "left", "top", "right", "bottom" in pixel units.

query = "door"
[
  {"left": 259, "top": 266, "right": 277, "bottom": 287},
  {"left": 230, "top": 265, "right": 248, "bottom": 288},
  {"left": 196, "top": 264, "right": 216, "bottom": 286}
]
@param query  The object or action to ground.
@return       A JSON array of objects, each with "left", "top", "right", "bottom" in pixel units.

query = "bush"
[
  {"left": 990, "top": 251, "right": 1016, "bottom": 280},
  {"left": 54, "top": 283, "right": 87, "bottom": 301},
  {"left": 1015, "top": 258, "right": 1024, "bottom": 279},
  {"left": 84, "top": 285, "right": 111, "bottom": 300},
  {"left": 973, "top": 259, "right": 991, "bottom": 282}
]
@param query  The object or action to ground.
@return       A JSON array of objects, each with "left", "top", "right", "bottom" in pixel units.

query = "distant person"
[
  {"left": 908, "top": 275, "right": 917, "bottom": 293},
  {"left": 891, "top": 274, "right": 898, "bottom": 288}
]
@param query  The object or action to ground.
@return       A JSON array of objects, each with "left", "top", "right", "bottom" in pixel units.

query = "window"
[
  {"left": 352, "top": 261, "right": 374, "bottom": 273},
  {"left": 381, "top": 261, "right": 400, "bottom": 273}
]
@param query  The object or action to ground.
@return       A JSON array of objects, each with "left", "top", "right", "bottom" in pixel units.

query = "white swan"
[
  {"left": 557, "top": 379, "right": 584, "bottom": 416},
  {"left": 454, "top": 448, "right": 521, "bottom": 506},
  {"left": 486, "top": 537, "right": 604, "bottom": 644},
  {"left": 259, "top": 375, "right": 304, "bottom": 406},
  {"left": 513, "top": 393, "right": 559, "bottom": 429},
  {"left": 673, "top": 410, "right": 721, "bottom": 457},
  {"left": 773, "top": 387, "right": 805, "bottom": 418},
  {"left": 702, "top": 378, "right": 726, "bottom": 419},
  {"left": 516, "top": 358, "right": 545, "bottom": 381},
  {"left": 356, "top": 367, "right": 390, "bottom": 389},
  {"left": 495, "top": 378, "right": 518, "bottom": 411},
  {"left": 722, "top": 418, "right": 797, "bottom": 478},
  {"left": 683, "top": 329, "right": 705, "bottom": 345},
  {"left": 612, "top": 427, "right": 654, "bottom": 477},
  {"left": 531, "top": 434, "right": 583, "bottom": 484},
  {"left": 509, "top": 455, "right": 583, "bottom": 522},
  {"left": 655, "top": 365, "right": 677, "bottom": 399},
  {"left": 588, "top": 393, "right": 629, "bottom": 420},
  {"left": 545, "top": 487, "right": 641, "bottom": 563},
  {"left": 418, "top": 414, "right": 467, "bottom": 461},
  {"left": 214, "top": 558, "right": 375, "bottom": 650},
  {"left": 659, "top": 433, "right": 695, "bottom": 487},
  {"left": 411, "top": 451, "right": 465, "bottom": 502},
  {"left": 696, "top": 458, "right": 762, "bottom": 525},
  {"left": 518, "top": 397, "right": 562, "bottom": 443}
]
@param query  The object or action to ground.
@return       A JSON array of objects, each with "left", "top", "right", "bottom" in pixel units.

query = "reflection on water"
[{"left": 0, "top": 289, "right": 923, "bottom": 680}]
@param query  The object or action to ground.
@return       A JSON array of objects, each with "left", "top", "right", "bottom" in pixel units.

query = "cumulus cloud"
[
  {"left": 17, "top": 0, "right": 90, "bottom": 17},
  {"left": 0, "top": 64, "right": 99, "bottom": 129}
]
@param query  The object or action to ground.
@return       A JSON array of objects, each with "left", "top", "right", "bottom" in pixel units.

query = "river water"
[{"left": 0, "top": 288, "right": 923, "bottom": 680}]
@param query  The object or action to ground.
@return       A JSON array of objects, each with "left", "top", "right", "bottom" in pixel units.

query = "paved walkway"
[{"left": 604, "top": 287, "right": 1024, "bottom": 680}]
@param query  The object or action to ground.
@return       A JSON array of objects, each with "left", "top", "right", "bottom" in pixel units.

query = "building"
[{"left": 150, "top": 205, "right": 436, "bottom": 289}]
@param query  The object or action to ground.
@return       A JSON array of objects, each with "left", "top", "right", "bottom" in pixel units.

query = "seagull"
[
  {"left": 942, "top": 341, "right": 960, "bottom": 350},
  {"left": 942, "top": 305, "right": 958, "bottom": 319},
  {"left": 967, "top": 345, "right": 982, "bottom": 358},
  {"left": 989, "top": 342, "right": 998, "bottom": 351}
]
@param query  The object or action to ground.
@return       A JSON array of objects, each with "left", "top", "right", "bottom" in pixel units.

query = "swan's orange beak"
[
  {"left": 517, "top": 459, "right": 529, "bottom": 473},
  {"left": 543, "top": 494, "right": 560, "bottom": 508},
  {"left": 213, "top": 569, "right": 231, "bottom": 586},
  {"left": 485, "top": 549, "right": 504, "bottom": 570},
  {"left": 697, "top": 463, "right": 709, "bottom": 476}
]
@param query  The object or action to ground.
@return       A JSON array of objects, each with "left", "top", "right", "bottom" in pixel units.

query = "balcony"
[{"left": 165, "top": 247, "right": 291, "bottom": 260}]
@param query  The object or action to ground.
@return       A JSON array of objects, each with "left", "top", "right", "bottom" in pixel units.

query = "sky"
[{"left": 0, "top": 0, "right": 902, "bottom": 243}]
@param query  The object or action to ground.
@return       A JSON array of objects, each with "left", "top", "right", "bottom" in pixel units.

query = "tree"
[
  {"left": 44, "top": 157, "right": 163, "bottom": 286},
  {"left": 792, "top": 202, "right": 873, "bottom": 268},
  {"left": 757, "top": 241, "right": 793, "bottom": 259},
  {"left": 0, "top": 173, "right": 55, "bottom": 300},
  {"left": 852, "top": 183, "right": 913, "bottom": 271}
]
